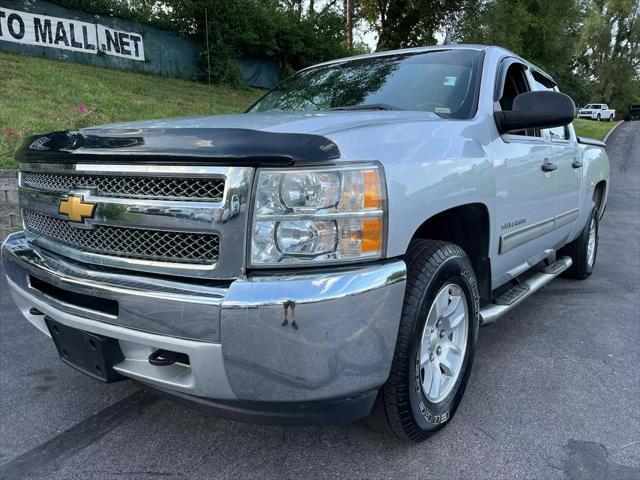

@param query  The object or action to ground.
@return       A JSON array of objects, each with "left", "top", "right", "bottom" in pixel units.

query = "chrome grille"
[
  {"left": 23, "top": 210, "right": 219, "bottom": 264},
  {"left": 22, "top": 172, "right": 225, "bottom": 202}
]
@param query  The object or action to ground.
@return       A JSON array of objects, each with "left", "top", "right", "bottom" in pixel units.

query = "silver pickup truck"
[{"left": 2, "top": 45, "right": 610, "bottom": 442}]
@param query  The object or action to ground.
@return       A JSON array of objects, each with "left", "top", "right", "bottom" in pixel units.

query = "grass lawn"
[
  {"left": 0, "top": 52, "right": 264, "bottom": 169},
  {"left": 572, "top": 118, "right": 621, "bottom": 141}
]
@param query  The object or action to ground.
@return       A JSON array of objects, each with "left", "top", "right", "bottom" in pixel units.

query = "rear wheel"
[
  {"left": 374, "top": 240, "right": 479, "bottom": 442},
  {"left": 560, "top": 205, "right": 599, "bottom": 279}
]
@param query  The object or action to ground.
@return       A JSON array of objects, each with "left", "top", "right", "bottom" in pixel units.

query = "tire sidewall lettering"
[{"left": 409, "top": 256, "right": 479, "bottom": 430}]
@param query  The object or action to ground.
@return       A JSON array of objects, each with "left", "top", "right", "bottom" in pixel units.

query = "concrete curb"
[{"left": 603, "top": 120, "right": 624, "bottom": 144}]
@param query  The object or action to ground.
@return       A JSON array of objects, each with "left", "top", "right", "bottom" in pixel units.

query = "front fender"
[{"left": 325, "top": 117, "right": 495, "bottom": 258}]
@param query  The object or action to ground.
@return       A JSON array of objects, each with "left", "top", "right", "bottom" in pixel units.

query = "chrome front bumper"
[{"left": 2, "top": 231, "right": 406, "bottom": 405}]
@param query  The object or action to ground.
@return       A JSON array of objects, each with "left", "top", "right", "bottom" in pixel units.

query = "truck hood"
[
  {"left": 94, "top": 110, "right": 441, "bottom": 136},
  {"left": 16, "top": 111, "right": 443, "bottom": 166}
]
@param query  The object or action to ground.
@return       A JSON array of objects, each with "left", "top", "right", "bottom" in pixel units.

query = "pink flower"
[
  {"left": 4, "top": 128, "right": 20, "bottom": 139},
  {"left": 76, "top": 103, "right": 87, "bottom": 112}
]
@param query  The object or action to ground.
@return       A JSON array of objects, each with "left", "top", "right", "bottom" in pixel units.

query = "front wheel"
[{"left": 374, "top": 240, "right": 479, "bottom": 442}]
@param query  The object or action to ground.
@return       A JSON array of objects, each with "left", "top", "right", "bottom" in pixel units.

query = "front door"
[{"left": 491, "top": 61, "right": 559, "bottom": 287}]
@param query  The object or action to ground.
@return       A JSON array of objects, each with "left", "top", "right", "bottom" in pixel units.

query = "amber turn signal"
[
  {"left": 362, "top": 218, "right": 383, "bottom": 253},
  {"left": 364, "top": 169, "right": 382, "bottom": 209}
]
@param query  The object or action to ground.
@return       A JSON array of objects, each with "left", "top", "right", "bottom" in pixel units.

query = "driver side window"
[
  {"left": 531, "top": 72, "right": 569, "bottom": 141},
  {"left": 499, "top": 63, "right": 540, "bottom": 137}
]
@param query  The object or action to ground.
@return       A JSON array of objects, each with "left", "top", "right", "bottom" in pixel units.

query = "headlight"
[{"left": 250, "top": 164, "right": 386, "bottom": 266}]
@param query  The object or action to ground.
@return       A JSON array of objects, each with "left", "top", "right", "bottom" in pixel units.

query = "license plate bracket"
[{"left": 45, "top": 317, "right": 126, "bottom": 382}]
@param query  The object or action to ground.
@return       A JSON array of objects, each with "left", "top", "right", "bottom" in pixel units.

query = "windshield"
[{"left": 249, "top": 49, "right": 483, "bottom": 119}]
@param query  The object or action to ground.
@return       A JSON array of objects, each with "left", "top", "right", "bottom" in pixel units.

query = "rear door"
[{"left": 530, "top": 71, "right": 581, "bottom": 241}]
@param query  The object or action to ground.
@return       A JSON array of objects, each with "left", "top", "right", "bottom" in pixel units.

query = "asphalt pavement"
[{"left": 1, "top": 122, "right": 638, "bottom": 480}]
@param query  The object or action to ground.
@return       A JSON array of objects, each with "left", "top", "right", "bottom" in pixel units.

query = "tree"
[
  {"left": 162, "top": 0, "right": 350, "bottom": 83},
  {"left": 457, "top": 0, "right": 589, "bottom": 104},
  {"left": 281, "top": 0, "right": 304, "bottom": 16},
  {"left": 346, "top": 0, "right": 353, "bottom": 51},
  {"left": 457, "top": 0, "right": 582, "bottom": 75},
  {"left": 577, "top": 0, "right": 640, "bottom": 114},
  {"left": 360, "top": 0, "right": 467, "bottom": 51},
  {"left": 51, "top": 0, "right": 179, "bottom": 31},
  {"left": 54, "top": 1, "right": 351, "bottom": 84},
  {"left": 457, "top": 0, "right": 640, "bottom": 113}
]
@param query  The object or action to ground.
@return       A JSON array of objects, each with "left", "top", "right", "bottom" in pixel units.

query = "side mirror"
[{"left": 494, "top": 91, "right": 575, "bottom": 133}]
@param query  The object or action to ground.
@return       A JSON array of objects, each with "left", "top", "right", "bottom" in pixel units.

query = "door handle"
[
  {"left": 541, "top": 161, "right": 557, "bottom": 172},
  {"left": 572, "top": 159, "right": 583, "bottom": 168}
]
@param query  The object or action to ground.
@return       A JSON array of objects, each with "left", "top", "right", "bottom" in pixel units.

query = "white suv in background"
[{"left": 578, "top": 103, "right": 615, "bottom": 121}]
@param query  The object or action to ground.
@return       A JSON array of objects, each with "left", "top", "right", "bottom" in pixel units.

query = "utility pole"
[
  {"left": 204, "top": 8, "right": 211, "bottom": 86},
  {"left": 346, "top": 0, "right": 353, "bottom": 52},
  {"left": 443, "top": 16, "right": 456, "bottom": 45},
  {"left": 204, "top": 8, "right": 212, "bottom": 114}
]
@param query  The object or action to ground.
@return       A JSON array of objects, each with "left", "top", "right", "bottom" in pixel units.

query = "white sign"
[
  {"left": 0, "top": 7, "right": 145, "bottom": 61},
  {"left": 96, "top": 25, "right": 144, "bottom": 60}
]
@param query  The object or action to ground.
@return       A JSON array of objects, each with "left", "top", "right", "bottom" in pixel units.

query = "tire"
[
  {"left": 560, "top": 205, "right": 599, "bottom": 279},
  {"left": 373, "top": 240, "right": 480, "bottom": 442}
]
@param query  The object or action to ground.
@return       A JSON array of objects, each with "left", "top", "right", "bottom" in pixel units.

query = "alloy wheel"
[{"left": 418, "top": 283, "right": 469, "bottom": 403}]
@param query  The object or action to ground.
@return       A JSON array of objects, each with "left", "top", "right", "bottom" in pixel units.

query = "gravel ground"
[{"left": 0, "top": 122, "right": 638, "bottom": 480}]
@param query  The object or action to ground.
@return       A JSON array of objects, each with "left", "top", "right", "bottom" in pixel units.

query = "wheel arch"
[
  {"left": 408, "top": 203, "right": 491, "bottom": 303},
  {"left": 593, "top": 180, "right": 607, "bottom": 218}
]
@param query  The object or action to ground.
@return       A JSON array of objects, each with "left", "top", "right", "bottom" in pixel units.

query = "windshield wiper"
[{"left": 329, "top": 103, "right": 403, "bottom": 111}]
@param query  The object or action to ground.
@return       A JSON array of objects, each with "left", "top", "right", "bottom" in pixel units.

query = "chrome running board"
[{"left": 480, "top": 256, "right": 573, "bottom": 326}]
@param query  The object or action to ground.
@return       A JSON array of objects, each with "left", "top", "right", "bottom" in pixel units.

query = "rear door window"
[{"left": 532, "top": 74, "right": 569, "bottom": 141}]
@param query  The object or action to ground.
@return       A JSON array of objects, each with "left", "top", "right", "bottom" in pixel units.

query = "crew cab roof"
[
  {"left": 299, "top": 44, "right": 489, "bottom": 72},
  {"left": 297, "top": 44, "right": 557, "bottom": 86}
]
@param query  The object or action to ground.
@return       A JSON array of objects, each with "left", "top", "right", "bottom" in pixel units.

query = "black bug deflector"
[{"left": 15, "top": 128, "right": 341, "bottom": 166}]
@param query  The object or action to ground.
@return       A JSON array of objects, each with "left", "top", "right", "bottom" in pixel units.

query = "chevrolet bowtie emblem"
[{"left": 58, "top": 195, "right": 97, "bottom": 223}]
